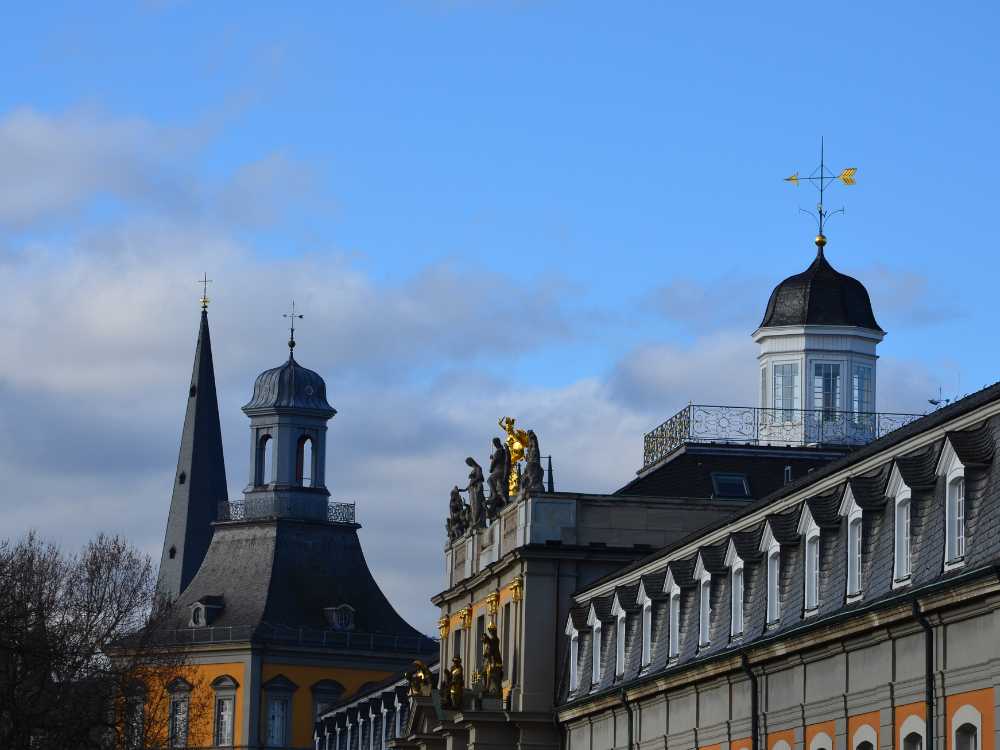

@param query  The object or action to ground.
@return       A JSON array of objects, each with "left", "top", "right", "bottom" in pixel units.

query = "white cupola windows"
[
  {"left": 724, "top": 541, "right": 744, "bottom": 637},
  {"left": 839, "top": 486, "right": 864, "bottom": 599},
  {"left": 888, "top": 465, "right": 913, "bottom": 585},
  {"left": 693, "top": 556, "right": 712, "bottom": 648},
  {"left": 938, "top": 440, "right": 968, "bottom": 568},
  {"left": 636, "top": 582, "right": 653, "bottom": 669}
]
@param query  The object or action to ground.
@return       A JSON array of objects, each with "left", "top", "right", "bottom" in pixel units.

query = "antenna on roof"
[
  {"left": 784, "top": 138, "right": 858, "bottom": 255},
  {"left": 928, "top": 386, "right": 951, "bottom": 410}
]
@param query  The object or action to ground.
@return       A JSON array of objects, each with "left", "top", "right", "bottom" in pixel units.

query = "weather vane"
[
  {"left": 198, "top": 273, "right": 212, "bottom": 310},
  {"left": 283, "top": 300, "right": 304, "bottom": 354},
  {"left": 785, "top": 138, "right": 857, "bottom": 252}
]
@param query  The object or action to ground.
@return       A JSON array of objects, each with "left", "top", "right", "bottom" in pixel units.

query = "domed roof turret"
[
  {"left": 243, "top": 354, "right": 336, "bottom": 416},
  {"left": 759, "top": 238, "right": 882, "bottom": 331}
]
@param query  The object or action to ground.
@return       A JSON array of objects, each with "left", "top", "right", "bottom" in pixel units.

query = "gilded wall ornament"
[
  {"left": 485, "top": 591, "right": 499, "bottom": 619},
  {"left": 438, "top": 615, "right": 450, "bottom": 638},
  {"left": 510, "top": 575, "right": 523, "bottom": 602}
]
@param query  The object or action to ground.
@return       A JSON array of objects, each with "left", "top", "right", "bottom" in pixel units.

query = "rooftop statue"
[
  {"left": 518, "top": 429, "right": 544, "bottom": 502},
  {"left": 499, "top": 416, "right": 530, "bottom": 497},
  {"left": 465, "top": 457, "right": 486, "bottom": 530},
  {"left": 487, "top": 437, "right": 510, "bottom": 519},
  {"left": 446, "top": 486, "right": 468, "bottom": 542}
]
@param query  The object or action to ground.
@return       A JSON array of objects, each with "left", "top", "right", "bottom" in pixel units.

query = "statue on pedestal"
[
  {"left": 407, "top": 660, "right": 434, "bottom": 697},
  {"left": 438, "top": 664, "right": 452, "bottom": 709},
  {"left": 446, "top": 486, "right": 468, "bottom": 542},
  {"left": 465, "top": 457, "right": 486, "bottom": 529},
  {"left": 448, "top": 656, "right": 465, "bottom": 710},
  {"left": 518, "top": 430, "right": 545, "bottom": 501},
  {"left": 481, "top": 622, "right": 504, "bottom": 698},
  {"left": 499, "top": 416, "right": 531, "bottom": 497},
  {"left": 486, "top": 437, "right": 510, "bottom": 519}
]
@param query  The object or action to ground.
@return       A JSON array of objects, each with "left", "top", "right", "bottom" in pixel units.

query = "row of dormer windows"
[{"left": 566, "top": 438, "right": 974, "bottom": 693}]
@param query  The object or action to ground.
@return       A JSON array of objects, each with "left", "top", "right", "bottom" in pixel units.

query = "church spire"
[{"left": 157, "top": 300, "right": 229, "bottom": 601}]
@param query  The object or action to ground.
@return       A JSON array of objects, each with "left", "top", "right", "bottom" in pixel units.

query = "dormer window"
[
  {"left": 798, "top": 507, "right": 820, "bottom": 613},
  {"left": 324, "top": 604, "right": 356, "bottom": 631},
  {"left": 938, "top": 440, "right": 967, "bottom": 568},
  {"left": 611, "top": 596, "right": 626, "bottom": 678},
  {"left": 693, "top": 555, "right": 712, "bottom": 648},
  {"left": 711, "top": 473, "right": 751, "bottom": 499},
  {"left": 188, "top": 596, "right": 224, "bottom": 628},
  {"left": 637, "top": 582, "right": 652, "bottom": 669},
  {"left": 759, "top": 524, "right": 781, "bottom": 624},
  {"left": 724, "top": 540, "right": 744, "bottom": 637},
  {"left": 565, "top": 616, "right": 580, "bottom": 691},
  {"left": 663, "top": 571, "right": 681, "bottom": 659},
  {"left": 839, "top": 487, "right": 864, "bottom": 599},
  {"left": 586, "top": 605, "right": 603, "bottom": 686},
  {"left": 888, "top": 465, "right": 912, "bottom": 584}
]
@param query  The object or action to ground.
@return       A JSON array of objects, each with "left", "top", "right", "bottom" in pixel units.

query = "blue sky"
[{"left": 2, "top": 1, "right": 997, "bottom": 631}]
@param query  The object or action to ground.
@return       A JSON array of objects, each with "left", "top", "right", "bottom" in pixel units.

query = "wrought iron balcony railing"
[
  {"left": 218, "top": 497, "right": 356, "bottom": 524},
  {"left": 641, "top": 404, "right": 924, "bottom": 470}
]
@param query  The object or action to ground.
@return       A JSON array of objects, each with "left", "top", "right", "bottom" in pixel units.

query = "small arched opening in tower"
[{"left": 296, "top": 435, "right": 314, "bottom": 487}]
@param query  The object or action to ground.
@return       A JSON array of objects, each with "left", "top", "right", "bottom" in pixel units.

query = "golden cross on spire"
[
  {"left": 198, "top": 273, "right": 212, "bottom": 310},
  {"left": 283, "top": 300, "right": 304, "bottom": 355},
  {"left": 784, "top": 138, "right": 858, "bottom": 252}
]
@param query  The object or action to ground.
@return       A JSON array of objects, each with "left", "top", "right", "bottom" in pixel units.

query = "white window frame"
[
  {"left": 937, "top": 440, "right": 967, "bottom": 569},
  {"left": 565, "top": 615, "right": 580, "bottom": 691},
  {"left": 611, "top": 595, "right": 626, "bottom": 679},
  {"left": 663, "top": 569, "right": 681, "bottom": 659},
  {"left": 636, "top": 581, "right": 653, "bottom": 669},
  {"left": 760, "top": 523, "right": 781, "bottom": 624},
  {"left": 839, "top": 486, "right": 864, "bottom": 599},
  {"left": 951, "top": 704, "right": 982, "bottom": 750},
  {"left": 798, "top": 506, "right": 821, "bottom": 613},
  {"left": 888, "top": 464, "right": 913, "bottom": 586},
  {"left": 586, "top": 605, "right": 602, "bottom": 687},
  {"left": 724, "top": 539, "right": 744, "bottom": 637}
]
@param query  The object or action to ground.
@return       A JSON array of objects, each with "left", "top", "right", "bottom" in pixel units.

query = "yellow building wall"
[
  {"left": 262, "top": 662, "right": 396, "bottom": 749},
  {"left": 185, "top": 661, "right": 248, "bottom": 748}
]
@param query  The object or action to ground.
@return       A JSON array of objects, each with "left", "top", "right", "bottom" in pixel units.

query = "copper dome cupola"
[
  {"left": 242, "top": 355, "right": 336, "bottom": 417},
  {"left": 759, "top": 242, "right": 882, "bottom": 332}
]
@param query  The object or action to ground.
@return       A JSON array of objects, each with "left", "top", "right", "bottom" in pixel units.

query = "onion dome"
[
  {"left": 759, "top": 236, "right": 882, "bottom": 331},
  {"left": 242, "top": 354, "right": 336, "bottom": 416}
]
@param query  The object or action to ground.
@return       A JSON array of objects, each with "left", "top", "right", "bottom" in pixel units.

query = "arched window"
[
  {"left": 804, "top": 532, "right": 820, "bottom": 611},
  {"left": 900, "top": 713, "right": 925, "bottom": 750},
  {"left": 698, "top": 576, "right": 711, "bottom": 647},
  {"left": 955, "top": 724, "right": 977, "bottom": 750},
  {"left": 951, "top": 704, "right": 982, "bottom": 750},
  {"left": 810, "top": 732, "right": 833, "bottom": 750},
  {"left": 903, "top": 733, "right": 922, "bottom": 750},
  {"left": 566, "top": 622, "right": 579, "bottom": 690},
  {"left": 257, "top": 434, "right": 274, "bottom": 486},
  {"left": 296, "top": 435, "right": 314, "bottom": 487},
  {"left": 613, "top": 600, "right": 626, "bottom": 678},
  {"left": 591, "top": 621, "right": 602, "bottom": 685},
  {"left": 853, "top": 723, "right": 878, "bottom": 750},
  {"left": 946, "top": 477, "right": 966, "bottom": 564},
  {"left": 857, "top": 742, "right": 874, "bottom": 750}
]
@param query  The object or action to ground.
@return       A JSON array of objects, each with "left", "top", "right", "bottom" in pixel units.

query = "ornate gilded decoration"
[
  {"left": 406, "top": 660, "right": 434, "bottom": 697},
  {"left": 438, "top": 615, "right": 450, "bottom": 639},
  {"left": 458, "top": 607, "right": 472, "bottom": 630},
  {"left": 499, "top": 416, "right": 530, "bottom": 497},
  {"left": 510, "top": 576, "right": 523, "bottom": 602},
  {"left": 485, "top": 591, "right": 499, "bottom": 620},
  {"left": 481, "top": 621, "right": 504, "bottom": 698}
]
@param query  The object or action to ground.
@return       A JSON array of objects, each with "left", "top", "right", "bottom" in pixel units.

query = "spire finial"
[
  {"left": 198, "top": 273, "right": 213, "bottom": 310},
  {"left": 784, "top": 138, "right": 857, "bottom": 256},
  {"left": 283, "top": 300, "right": 304, "bottom": 356}
]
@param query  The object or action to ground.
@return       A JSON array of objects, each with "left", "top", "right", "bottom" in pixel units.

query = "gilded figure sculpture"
[
  {"left": 498, "top": 416, "right": 530, "bottom": 497},
  {"left": 481, "top": 621, "right": 504, "bottom": 697},
  {"left": 407, "top": 660, "right": 434, "bottom": 697},
  {"left": 438, "top": 664, "right": 452, "bottom": 709},
  {"left": 449, "top": 656, "right": 465, "bottom": 709}
]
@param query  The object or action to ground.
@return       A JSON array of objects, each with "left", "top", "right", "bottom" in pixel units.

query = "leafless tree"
[{"left": 0, "top": 532, "right": 205, "bottom": 750}]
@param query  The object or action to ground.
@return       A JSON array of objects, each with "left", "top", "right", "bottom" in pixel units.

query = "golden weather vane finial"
[
  {"left": 198, "top": 273, "right": 212, "bottom": 310},
  {"left": 784, "top": 138, "right": 858, "bottom": 254}
]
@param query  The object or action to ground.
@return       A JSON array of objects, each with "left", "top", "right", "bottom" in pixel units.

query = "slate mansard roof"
[
  {"left": 243, "top": 354, "right": 336, "bottom": 415},
  {"left": 560, "top": 381, "right": 1000, "bottom": 706},
  {"left": 759, "top": 247, "right": 882, "bottom": 331}
]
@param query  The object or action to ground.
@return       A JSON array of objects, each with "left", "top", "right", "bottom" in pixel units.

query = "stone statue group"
[
  {"left": 446, "top": 417, "right": 545, "bottom": 542},
  {"left": 406, "top": 622, "right": 504, "bottom": 711}
]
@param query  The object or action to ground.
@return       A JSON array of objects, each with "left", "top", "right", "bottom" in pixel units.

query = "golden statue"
[
  {"left": 482, "top": 622, "right": 504, "bottom": 697},
  {"left": 499, "top": 416, "right": 530, "bottom": 497},
  {"left": 406, "top": 660, "right": 434, "bottom": 697},
  {"left": 449, "top": 656, "right": 465, "bottom": 709}
]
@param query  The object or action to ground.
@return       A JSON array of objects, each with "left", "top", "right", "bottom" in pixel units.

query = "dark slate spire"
[{"left": 157, "top": 309, "right": 229, "bottom": 601}]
